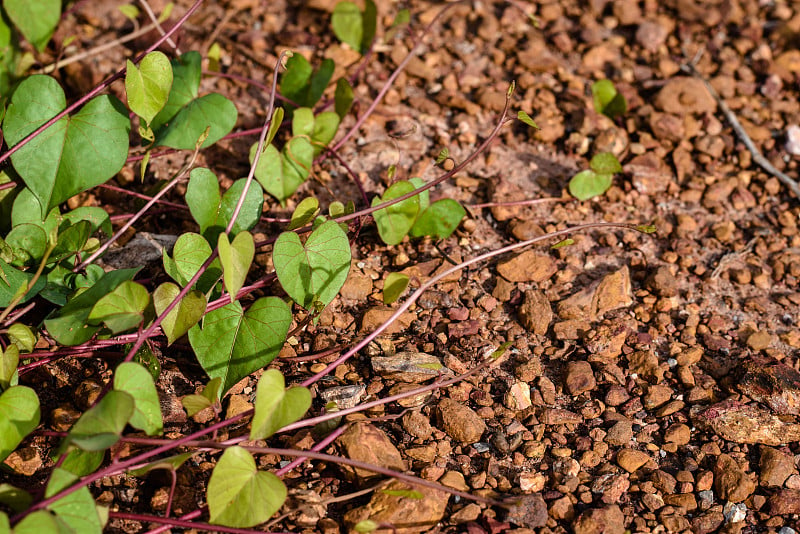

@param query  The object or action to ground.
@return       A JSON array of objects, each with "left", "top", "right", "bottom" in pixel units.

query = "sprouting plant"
[
  {"left": 569, "top": 151, "right": 623, "bottom": 201},
  {"left": 592, "top": 79, "right": 627, "bottom": 119}
]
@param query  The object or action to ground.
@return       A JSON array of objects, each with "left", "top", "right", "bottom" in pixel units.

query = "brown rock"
[
  {"left": 643, "top": 384, "right": 672, "bottom": 409},
  {"left": 497, "top": 251, "right": 557, "bottom": 283},
  {"left": 645, "top": 266, "right": 679, "bottom": 297},
  {"left": 541, "top": 408, "right": 582, "bottom": 425},
  {"left": 714, "top": 454, "right": 756, "bottom": 503},
  {"left": 2, "top": 447, "right": 42, "bottom": 476},
  {"left": 402, "top": 411, "right": 433, "bottom": 440},
  {"left": 564, "top": 361, "right": 596, "bottom": 395},
  {"left": 691, "top": 399, "right": 800, "bottom": 445},
  {"left": 616, "top": 448, "right": 651, "bottom": 473},
  {"left": 343, "top": 480, "right": 449, "bottom": 534},
  {"left": 558, "top": 267, "right": 633, "bottom": 321},
  {"left": 626, "top": 350, "right": 664, "bottom": 382},
  {"left": 663, "top": 493, "right": 697, "bottom": 511},
  {"left": 654, "top": 77, "right": 717, "bottom": 115},
  {"left": 371, "top": 352, "right": 444, "bottom": 383},
  {"left": 360, "top": 306, "right": 415, "bottom": 334},
  {"left": 636, "top": 20, "right": 668, "bottom": 52},
  {"left": 592, "top": 473, "right": 630, "bottom": 504},
  {"left": 504, "top": 493, "right": 548, "bottom": 528},
  {"left": 648, "top": 112, "right": 685, "bottom": 142},
  {"left": 340, "top": 268, "right": 373, "bottom": 300},
  {"left": 585, "top": 323, "right": 628, "bottom": 362},
  {"left": 573, "top": 505, "right": 625, "bottom": 534},
  {"left": 664, "top": 423, "right": 691, "bottom": 445},
  {"left": 768, "top": 488, "right": 800, "bottom": 514},
  {"left": 518, "top": 289, "right": 553, "bottom": 335},
  {"left": 735, "top": 357, "right": 800, "bottom": 415},
  {"left": 549, "top": 495, "right": 575, "bottom": 521},
  {"left": 746, "top": 330, "right": 771, "bottom": 351},
  {"left": 437, "top": 398, "right": 486, "bottom": 444},
  {"left": 337, "top": 423, "right": 406, "bottom": 482},
  {"left": 759, "top": 446, "right": 796, "bottom": 487},
  {"left": 625, "top": 152, "right": 674, "bottom": 195},
  {"left": 606, "top": 421, "right": 633, "bottom": 446}
]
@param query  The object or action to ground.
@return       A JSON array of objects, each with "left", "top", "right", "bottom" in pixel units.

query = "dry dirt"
[{"left": 7, "top": 0, "right": 800, "bottom": 533}]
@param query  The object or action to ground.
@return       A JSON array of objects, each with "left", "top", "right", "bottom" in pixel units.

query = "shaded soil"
[{"left": 6, "top": 0, "right": 800, "bottom": 533}]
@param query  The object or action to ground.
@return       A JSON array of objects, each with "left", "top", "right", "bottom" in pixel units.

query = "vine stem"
[{"left": 0, "top": 0, "right": 204, "bottom": 167}]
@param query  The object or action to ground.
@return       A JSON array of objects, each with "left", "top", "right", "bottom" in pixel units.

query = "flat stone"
[
  {"left": 714, "top": 453, "right": 756, "bottom": 503},
  {"left": 339, "top": 268, "right": 373, "bottom": 300},
  {"left": 518, "top": 289, "right": 553, "bottom": 335},
  {"left": 735, "top": 357, "right": 800, "bottom": 415},
  {"left": 573, "top": 505, "right": 625, "bottom": 534},
  {"left": 558, "top": 267, "right": 633, "bottom": 321},
  {"left": 664, "top": 423, "right": 691, "bottom": 445},
  {"left": 437, "top": 398, "right": 487, "bottom": 444},
  {"left": 654, "top": 77, "right": 716, "bottom": 115},
  {"left": 504, "top": 493, "right": 548, "bottom": 528},
  {"left": 497, "top": 250, "right": 557, "bottom": 283},
  {"left": 605, "top": 421, "right": 633, "bottom": 446},
  {"left": 768, "top": 488, "right": 800, "bottom": 515},
  {"left": 759, "top": 446, "right": 797, "bottom": 487},
  {"left": 691, "top": 399, "right": 800, "bottom": 445},
  {"left": 402, "top": 411, "right": 433, "bottom": 440},
  {"left": 343, "top": 480, "right": 449, "bottom": 534},
  {"left": 319, "top": 384, "right": 366, "bottom": 410},
  {"left": 371, "top": 352, "right": 444, "bottom": 383},
  {"left": 564, "top": 361, "right": 596, "bottom": 395},
  {"left": 360, "top": 306, "right": 415, "bottom": 335},
  {"left": 337, "top": 423, "right": 407, "bottom": 482},
  {"left": 616, "top": 448, "right": 651, "bottom": 473},
  {"left": 626, "top": 350, "right": 664, "bottom": 382}
]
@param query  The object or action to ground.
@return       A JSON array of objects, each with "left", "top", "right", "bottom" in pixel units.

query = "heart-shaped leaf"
[
  {"left": 45, "top": 468, "right": 103, "bottom": 534},
  {"left": 592, "top": 79, "right": 627, "bottom": 119},
  {"left": 153, "top": 282, "right": 207, "bottom": 345},
  {"left": 382, "top": 272, "right": 409, "bottom": 305},
  {"left": 332, "top": 2, "right": 363, "bottom": 51},
  {"left": 287, "top": 197, "right": 320, "bottom": 231},
  {"left": 64, "top": 390, "right": 133, "bottom": 451},
  {"left": 291, "top": 108, "right": 340, "bottom": 155},
  {"left": 186, "top": 169, "right": 264, "bottom": 242},
  {"left": 188, "top": 297, "right": 291, "bottom": 394},
  {"left": 218, "top": 231, "right": 254, "bottom": 303},
  {"left": 207, "top": 446, "right": 287, "bottom": 528},
  {"left": 372, "top": 180, "right": 420, "bottom": 245},
  {"left": 280, "top": 55, "right": 334, "bottom": 108},
  {"left": 88, "top": 280, "right": 150, "bottom": 334},
  {"left": 12, "top": 511, "right": 71, "bottom": 534},
  {"left": 44, "top": 268, "right": 140, "bottom": 346},
  {"left": 250, "top": 369, "right": 311, "bottom": 440},
  {"left": 125, "top": 51, "right": 173, "bottom": 126},
  {"left": 273, "top": 219, "right": 351, "bottom": 309},
  {"left": 181, "top": 377, "right": 222, "bottom": 416},
  {"left": 3, "top": 75, "right": 130, "bottom": 218},
  {"left": 113, "top": 362, "right": 163, "bottom": 436},
  {"left": 251, "top": 137, "right": 313, "bottom": 204},
  {"left": 409, "top": 199, "right": 466, "bottom": 239},
  {"left": 0, "top": 259, "right": 46, "bottom": 307},
  {"left": 589, "top": 152, "right": 622, "bottom": 174},
  {"left": 162, "top": 232, "right": 222, "bottom": 292},
  {"left": 0, "top": 483, "right": 33, "bottom": 512},
  {"left": 0, "top": 385, "right": 40, "bottom": 463},
  {"left": 568, "top": 170, "right": 613, "bottom": 201},
  {"left": 4, "top": 0, "right": 60, "bottom": 52},
  {"left": 149, "top": 52, "right": 237, "bottom": 149}
]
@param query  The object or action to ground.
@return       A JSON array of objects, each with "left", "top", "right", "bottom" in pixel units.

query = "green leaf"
[
  {"left": 280, "top": 54, "right": 312, "bottom": 106},
  {"left": 592, "top": 79, "right": 627, "bottom": 119},
  {"left": 354, "top": 520, "right": 379, "bottom": 533},
  {"left": 62, "top": 206, "right": 112, "bottom": 239},
  {"left": 186, "top": 169, "right": 264, "bottom": 241},
  {"left": 250, "top": 369, "right": 311, "bottom": 440},
  {"left": 435, "top": 148, "right": 449, "bottom": 165},
  {"left": 8, "top": 323, "right": 37, "bottom": 352},
  {"left": 362, "top": 0, "right": 377, "bottom": 52},
  {"left": 380, "top": 488, "right": 424, "bottom": 499},
  {"left": 551, "top": 238, "right": 575, "bottom": 249},
  {"left": 334, "top": 78, "right": 354, "bottom": 119},
  {"left": 149, "top": 52, "right": 237, "bottom": 149},
  {"left": 0, "top": 386, "right": 39, "bottom": 463},
  {"left": 0, "top": 510, "right": 7, "bottom": 534},
  {"left": 0, "top": 344, "right": 19, "bottom": 391},
  {"left": 12, "top": 511, "right": 71, "bottom": 534},
  {"left": 113, "top": 362, "right": 163, "bottom": 436},
  {"left": 44, "top": 268, "right": 140, "bottom": 346},
  {"left": 218, "top": 230, "right": 254, "bottom": 302},
  {"left": 288, "top": 197, "right": 319, "bottom": 231},
  {"left": 636, "top": 224, "right": 657, "bottom": 234},
  {"left": 118, "top": 4, "right": 140, "bottom": 19},
  {"left": 125, "top": 51, "right": 173, "bottom": 127},
  {"left": 589, "top": 152, "right": 622, "bottom": 174},
  {"left": 45, "top": 468, "right": 103, "bottom": 534},
  {"left": 207, "top": 446, "right": 287, "bottom": 528},
  {"left": 409, "top": 199, "right": 466, "bottom": 239},
  {"left": 87, "top": 280, "right": 150, "bottom": 334},
  {"left": 155, "top": 93, "right": 238, "bottom": 149},
  {"left": 49, "top": 219, "right": 92, "bottom": 264},
  {"left": 291, "top": 108, "right": 339, "bottom": 156},
  {"left": 64, "top": 390, "right": 134, "bottom": 451},
  {"left": 188, "top": 297, "right": 292, "bottom": 394},
  {"left": 57, "top": 448, "right": 104, "bottom": 477},
  {"left": 332, "top": 2, "right": 363, "bottom": 51},
  {"left": 273, "top": 219, "right": 351, "bottom": 309},
  {"left": 182, "top": 377, "right": 222, "bottom": 416},
  {"left": 5, "top": 223, "right": 47, "bottom": 265},
  {"left": 307, "top": 58, "right": 334, "bottom": 108},
  {"left": 129, "top": 452, "right": 194, "bottom": 476},
  {"left": 3, "top": 75, "right": 130, "bottom": 218},
  {"left": 252, "top": 137, "right": 313, "bottom": 204},
  {"left": 162, "top": 232, "right": 221, "bottom": 291},
  {"left": 153, "top": 282, "right": 207, "bottom": 345},
  {"left": 372, "top": 181, "right": 420, "bottom": 245},
  {"left": 0, "top": 483, "right": 32, "bottom": 512},
  {"left": 517, "top": 110, "right": 539, "bottom": 129},
  {"left": 265, "top": 107, "right": 284, "bottom": 146},
  {"left": 382, "top": 272, "right": 409, "bottom": 304},
  {"left": 568, "top": 170, "right": 613, "bottom": 201},
  {"left": 4, "top": 0, "right": 60, "bottom": 52}
]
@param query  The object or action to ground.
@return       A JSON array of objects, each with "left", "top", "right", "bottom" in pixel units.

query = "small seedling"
[
  {"left": 592, "top": 79, "right": 627, "bottom": 120},
  {"left": 568, "top": 152, "right": 622, "bottom": 201}
]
